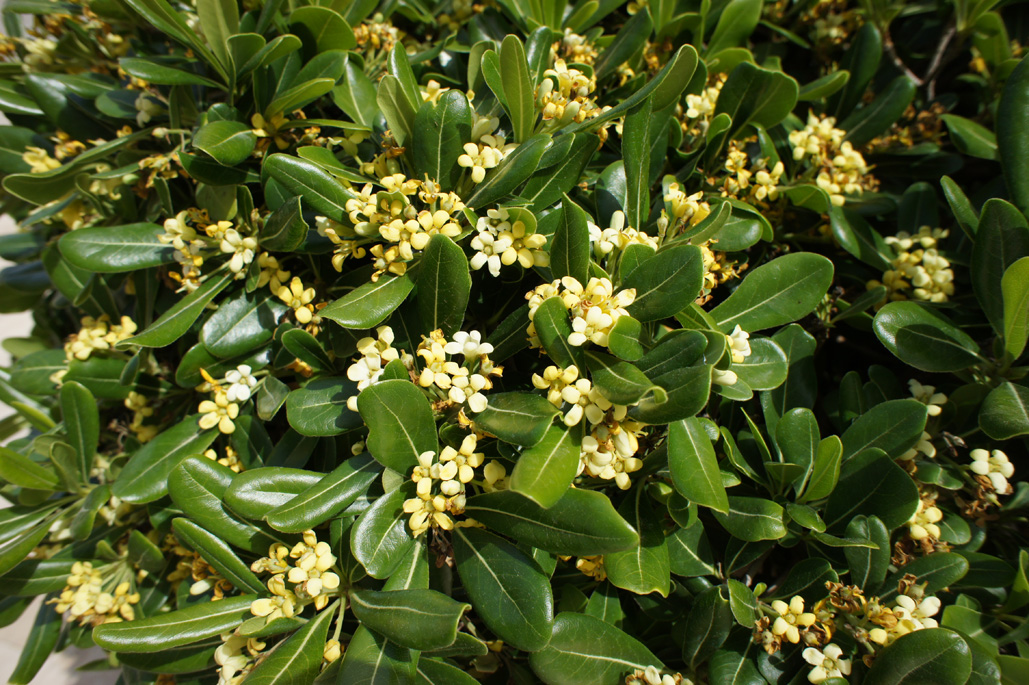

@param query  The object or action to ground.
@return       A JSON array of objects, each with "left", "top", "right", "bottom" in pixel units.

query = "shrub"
[{"left": 0, "top": 0, "right": 1025, "bottom": 683}]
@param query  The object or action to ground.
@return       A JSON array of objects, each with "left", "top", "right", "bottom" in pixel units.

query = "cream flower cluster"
[
  {"left": 458, "top": 132, "right": 514, "bottom": 184},
  {"left": 531, "top": 365, "right": 645, "bottom": 488},
  {"left": 536, "top": 59, "right": 603, "bottom": 124},
  {"left": 770, "top": 596, "right": 817, "bottom": 644},
  {"left": 342, "top": 176, "right": 465, "bottom": 280},
  {"left": 316, "top": 215, "right": 367, "bottom": 272},
  {"left": 660, "top": 182, "right": 712, "bottom": 236},
  {"left": 64, "top": 315, "right": 137, "bottom": 362},
  {"left": 907, "top": 498, "right": 943, "bottom": 541},
  {"left": 50, "top": 562, "right": 140, "bottom": 626},
  {"left": 403, "top": 435, "right": 484, "bottom": 536},
  {"left": 588, "top": 210, "right": 658, "bottom": 260},
  {"left": 712, "top": 325, "right": 753, "bottom": 386},
  {"left": 124, "top": 391, "right": 157, "bottom": 442},
  {"left": 224, "top": 364, "right": 258, "bottom": 403},
  {"left": 626, "top": 666, "right": 689, "bottom": 685},
  {"left": 789, "top": 112, "right": 874, "bottom": 206},
  {"left": 277, "top": 276, "right": 320, "bottom": 326},
  {"left": 215, "top": 632, "right": 266, "bottom": 685},
  {"left": 684, "top": 75, "right": 725, "bottom": 123},
  {"left": 802, "top": 644, "right": 852, "bottom": 684},
  {"left": 470, "top": 207, "right": 549, "bottom": 277},
  {"left": 970, "top": 448, "right": 1014, "bottom": 494},
  {"left": 526, "top": 276, "right": 636, "bottom": 350},
  {"left": 417, "top": 329, "right": 497, "bottom": 413},
  {"left": 867, "top": 594, "right": 941, "bottom": 645},
  {"left": 908, "top": 378, "right": 947, "bottom": 416},
  {"left": 868, "top": 227, "right": 955, "bottom": 304},
  {"left": 345, "top": 326, "right": 409, "bottom": 411},
  {"left": 250, "top": 530, "right": 340, "bottom": 622},
  {"left": 220, "top": 228, "right": 259, "bottom": 277},
  {"left": 22, "top": 145, "right": 61, "bottom": 173}
]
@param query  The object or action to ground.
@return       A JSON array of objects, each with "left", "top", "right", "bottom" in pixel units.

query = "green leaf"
[
  {"left": 668, "top": 418, "right": 729, "bottom": 514},
  {"left": 58, "top": 223, "right": 175, "bottom": 273},
  {"left": 58, "top": 380, "right": 97, "bottom": 481},
  {"left": 865, "top": 629, "right": 972, "bottom": 685},
  {"left": 623, "top": 245, "right": 704, "bottom": 322},
  {"left": 417, "top": 234, "right": 471, "bottom": 337},
  {"left": 472, "top": 392, "right": 559, "bottom": 447},
  {"left": 733, "top": 337, "right": 787, "bottom": 391},
  {"left": 416, "top": 658, "right": 481, "bottom": 684},
  {"left": 840, "top": 399, "right": 929, "bottom": 461},
  {"left": 244, "top": 603, "right": 336, "bottom": 684},
  {"left": 979, "top": 382, "right": 1029, "bottom": 440},
  {"left": 768, "top": 558, "right": 838, "bottom": 603},
  {"left": 841, "top": 75, "right": 917, "bottom": 147},
  {"left": 122, "top": 271, "right": 234, "bottom": 348},
  {"left": 286, "top": 377, "right": 363, "bottom": 437},
  {"left": 412, "top": 90, "right": 472, "bottom": 190},
  {"left": 971, "top": 198, "right": 1029, "bottom": 333},
  {"left": 550, "top": 194, "right": 590, "bottom": 287},
  {"left": 605, "top": 485, "right": 670, "bottom": 597},
  {"left": 171, "top": 518, "right": 266, "bottom": 594},
  {"left": 119, "top": 57, "right": 222, "bottom": 87},
  {"left": 376, "top": 74, "right": 417, "bottom": 147},
  {"left": 843, "top": 515, "right": 890, "bottom": 590},
  {"left": 824, "top": 449, "right": 919, "bottom": 532},
  {"left": 332, "top": 57, "right": 378, "bottom": 127},
  {"left": 464, "top": 488, "right": 639, "bottom": 556},
  {"left": 351, "top": 483, "right": 417, "bottom": 579},
  {"left": 586, "top": 352, "right": 661, "bottom": 405},
  {"left": 727, "top": 579, "right": 760, "bottom": 626},
  {"left": 288, "top": 6, "right": 356, "bottom": 53},
  {"left": 168, "top": 456, "right": 282, "bottom": 553},
  {"left": 706, "top": 0, "right": 762, "bottom": 54},
  {"left": 499, "top": 35, "right": 535, "bottom": 143},
  {"left": 798, "top": 71, "right": 850, "bottom": 101},
  {"left": 683, "top": 585, "right": 733, "bottom": 670},
  {"left": 1002, "top": 257, "right": 1029, "bottom": 359},
  {"left": 453, "top": 526, "right": 554, "bottom": 651},
  {"left": 119, "top": 0, "right": 226, "bottom": 81},
  {"left": 193, "top": 120, "right": 256, "bottom": 167},
  {"left": 0, "top": 447, "right": 58, "bottom": 491},
  {"left": 997, "top": 55, "right": 1029, "bottom": 216},
  {"left": 713, "top": 496, "right": 787, "bottom": 541},
  {"left": 320, "top": 274, "right": 415, "bottom": 329},
  {"left": 280, "top": 328, "right": 333, "bottom": 373},
  {"left": 710, "top": 253, "right": 834, "bottom": 332},
  {"left": 265, "top": 453, "right": 381, "bottom": 532},
  {"left": 532, "top": 296, "right": 585, "bottom": 370},
  {"left": 882, "top": 553, "right": 970, "bottom": 599},
  {"left": 201, "top": 289, "right": 288, "bottom": 359},
  {"left": 874, "top": 302, "right": 981, "bottom": 372},
  {"left": 608, "top": 315, "right": 644, "bottom": 361},
  {"left": 265, "top": 79, "right": 337, "bottom": 119},
  {"left": 264, "top": 153, "right": 350, "bottom": 223},
  {"left": 358, "top": 379, "right": 437, "bottom": 473},
  {"left": 196, "top": 0, "right": 239, "bottom": 71},
  {"left": 631, "top": 330, "right": 713, "bottom": 424},
  {"left": 350, "top": 589, "right": 469, "bottom": 651},
  {"left": 521, "top": 134, "right": 598, "bottom": 211},
  {"left": 0, "top": 523, "right": 50, "bottom": 577},
  {"left": 112, "top": 417, "right": 219, "bottom": 503},
  {"left": 8, "top": 598, "right": 61, "bottom": 685},
  {"left": 466, "top": 133, "right": 551, "bottom": 209},
  {"left": 224, "top": 467, "right": 323, "bottom": 520},
  {"left": 593, "top": 8, "right": 653, "bottom": 80},
  {"left": 510, "top": 424, "right": 581, "bottom": 508},
  {"left": 941, "top": 114, "right": 998, "bottom": 160},
  {"left": 622, "top": 97, "right": 653, "bottom": 230},
  {"left": 668, "top": 522, "right": 718, "bottom": 577},
  {"left": 94, "top": 594, "right": 256, "bottom": 652},
  {"left": 529, "top": 612, "right": 661, "bottom": 685},
  {"left": 712, "top": 61, "right": 799, "bottom": 148},
  {"left": 337, "top": 625, "right": 417, "bottom": 683}
]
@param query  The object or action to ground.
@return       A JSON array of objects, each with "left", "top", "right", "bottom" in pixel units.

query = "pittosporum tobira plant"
[{"left": 0, "top": 0, "right": 1026, "bottom": 683}]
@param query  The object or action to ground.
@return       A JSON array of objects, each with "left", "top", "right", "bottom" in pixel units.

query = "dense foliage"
[{"left": 0, "top": 0, "right": 1026, "bottom": 683}]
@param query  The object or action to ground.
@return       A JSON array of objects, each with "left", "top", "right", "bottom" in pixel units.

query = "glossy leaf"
[
  {"left": 668, "top": 418, "right": 729, "bottom": 513},
  {"left": 412, "top": 90, "right": 472, "bottom": 191},
  {"left": 605, "top": 485, "right": 670, "bottom": 597},
  {"left": 623, "top": 245, "right": 704, "bottom": 322},
  {"left": 550, "top": 194, "right": 590, "bottom": 287},
  {"left": 93, "top": 595, "right": 257, "bottom": 653},
  {"left": 1002, "top": 257, "right": 1029, "bottom": 358},
  {"left": 112, "top": 417, "right": 219, "bottom": 503},
  {"left": 874, "top": 302, "right": 981, "bottom": 372},
  {"left": 840, "top": 399, "right": 928, "bottom": 461},
  {"left": 286, "top": 377, "right": 363, "bottom": 437},
  {"left": 351, "top": 483, "right": 417, "bottom": 579},
  {"left": 417, "top": 234, "right": 471, "bottom": 336},
  {"left": 245, "top": 603, "right": 336, "bottom": 684},
  {"left": 971, "top": 198, "right": 1029, "bottom": 333},
  {"left": 336, "top": 625, "right": 416, "bottom": 683},
  {"left": 529, "top": 612, "right": 661, "bottom": 685},
  {"left": 510, "top": 424, "right": 581, "bottom": 508},
  {"left": 472, "top": 392, "right": 558, "bottom": 447},
  {"left": 865, "top": 629, "right": 972, "bottom": 685},
  {"left": 710, "top": 253, "right": 834, "bottom": 332},
  {"left": 350, "top": 589, "right": 469, "bottom": 651},
  {"left": 824, "top": 449, "right": 919, "bottom": 532},
  {"left": 171, "top": 518, "right": 265, "bottom": 594},
  {"left": 453, "top": 526, "right": 554, "bottom": 651},
  {"left": 320, "top": 274, "right": 414, "bottom": 329},
  {"left": 264, "top": 153, "right": 350, "bottom": 223},
  {"left": 358, "top": 379, "right": 437, "bottom": 473},
  {"left": 122, "top": 271, "right": 234, "bottom": 348},
  {"left": 464, "top": 488, "right": 639, "bottom": 556},
  {"left": 59, "top": 223, "right": 174, "bottom": 273},
  {"left": 979, "top": 382, "right": 1029, "bottom": 440},
  {"left": 997, "top": 54, "right": 1029, "bottom": 216},
  {"left": 713, "top": 496, "right": 787, "bottom": 541}
]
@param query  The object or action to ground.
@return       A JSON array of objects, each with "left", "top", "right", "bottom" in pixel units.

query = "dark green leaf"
[
  {"left": 320, "top": 274, "right": 415, "bottom": 329},
  {"left": 93, "top": 595, "right": 257, "bottom": 653},
  {"left": 112, "top": 417, "right": 219, "bottom": 503},
  {"left": 472, "top": 392, "right": 558, "bottom": 447},
  {"left": 59, "top": 223, "right": 174, "bottom": 273},
  {"left": 510, "top": 424, "right": 581, "bottom": 508},
  {"left": 529, "top": 612, "right": 661, "bottom": 685},
  {"left": 350, "top": 589, "right": 469, "bottom": 651}
]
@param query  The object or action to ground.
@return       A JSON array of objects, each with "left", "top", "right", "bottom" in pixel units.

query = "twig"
[{"left": 882, "top": 27, "right": 925, "bottom": 86}]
